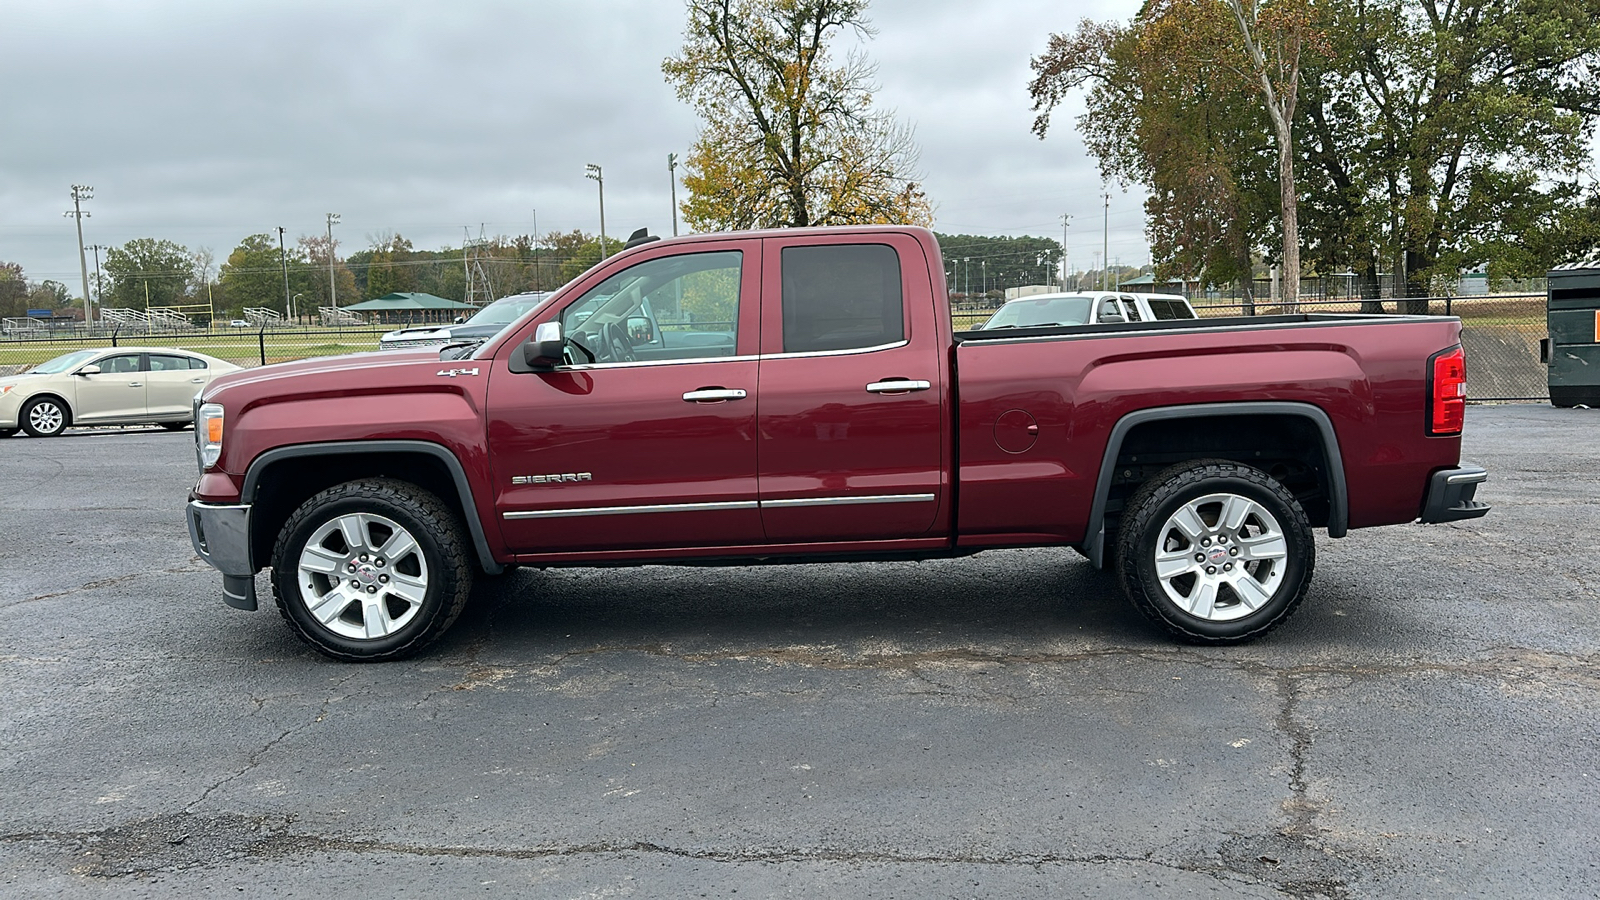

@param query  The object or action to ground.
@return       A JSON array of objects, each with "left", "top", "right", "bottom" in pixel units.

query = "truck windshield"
[
  {"left": 980, "top": 297, "right": 1092, "bottom": 329},
  {"left": 469, "top": 294, "right": 547, "bottom": 326}
]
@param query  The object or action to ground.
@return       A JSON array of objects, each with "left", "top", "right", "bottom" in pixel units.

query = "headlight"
[{"left": 197, "top": 403, "right": 224, "bottom": 468}]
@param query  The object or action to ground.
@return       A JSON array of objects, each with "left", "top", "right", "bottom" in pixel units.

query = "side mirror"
[
  {"left": 1098, "top": 302, "right": 1125, "bottom": 324},
  {"left": 454, "top": 316, "right": 466, "bottom": 324},
  {"left": 625, "top": 315, "right": 656, "bottom": 345},
  {"left": 522, "top": 321, "right": 566, "bottom": 371},
  {"left": 77, "top": 364, "right": 102, "bottom": 376}
]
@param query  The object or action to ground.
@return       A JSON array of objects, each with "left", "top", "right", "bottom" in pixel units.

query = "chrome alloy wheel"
[
  {"left": 1152, "top": 492, "right": 1288, "bottom": 622},
  {"left": 295, "top": 512, "right": 429, "bottom": 640},
  {"left": 27, "top": 400, "right": 65, "bottom": 435}
]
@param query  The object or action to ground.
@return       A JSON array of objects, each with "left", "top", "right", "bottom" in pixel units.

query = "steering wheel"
[{"left": 605, "top": 323, "right": 637, "bottom": 363}]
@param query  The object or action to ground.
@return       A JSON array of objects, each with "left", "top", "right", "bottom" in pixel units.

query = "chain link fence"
[
  {"left": 0, "top": 323, "right": 393, "bottom": 376},
  {"left": 5, "top": 294, "right": 1550, "bottom": 401}
]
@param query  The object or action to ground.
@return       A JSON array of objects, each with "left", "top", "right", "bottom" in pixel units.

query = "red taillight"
[{"left": 1430, "top": 345, "right": 1466, "bottom": 435}]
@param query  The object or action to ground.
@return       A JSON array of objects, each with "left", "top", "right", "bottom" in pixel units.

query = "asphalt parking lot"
[{"left": 1, "top": 405, "right": 1597, "bottom": 899}]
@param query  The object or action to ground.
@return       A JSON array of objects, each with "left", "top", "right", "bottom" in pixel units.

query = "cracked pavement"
[{"left": 1, "top": 406, "right": 1597, "bottom": 898}]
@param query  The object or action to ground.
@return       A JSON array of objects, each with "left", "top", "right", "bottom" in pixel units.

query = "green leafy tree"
[
  {"left": 663, "top": 0, "right": 931, "bottom": 231},
  {"left": 1031, "top": 2, "right": 1311, "bottom": 305},
  {"left": 1034, "top": 0, "right": 1600, "bottom": 310},
  {"left": 103, "top": 238, "right": 193, "bottom": 309},
  {"left": 359, "top": 233, "right": 419, "bottom": 299},
  {"left": 219, "top": 234, "right": 306, "bottom": 317},
  {"left": 933, "top": 234, "right": 1063, "bottom": 300},
  {"left": 31, "top": 280, "right": 72, "bottom": 311},
  {"left": 297, "top": 234, "right": 359, "bottom": 312},
  {"left": 1316, "top": 0, "right": 1600, "bottom": 309},
  {"left": 0, "top": 262, "right": 28, "bottom": 318}
]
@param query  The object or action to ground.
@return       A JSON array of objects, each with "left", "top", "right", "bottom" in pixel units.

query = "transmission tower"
[{"left": 462, "top": 224, "right": 496, "bottom": 306}]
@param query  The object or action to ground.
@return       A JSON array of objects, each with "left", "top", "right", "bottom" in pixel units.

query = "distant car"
[
  {"left": 378, "top": 292, "right": 551, "bottom": 351},
  {"left": 976, "top": 291, "right": 1197, "bottom": 330},
  {"left": 229, "top": 319, "right": 251, "bottom": 327},
  {"left": 0, "top": 347, "right": 242, "bottom": 438}
]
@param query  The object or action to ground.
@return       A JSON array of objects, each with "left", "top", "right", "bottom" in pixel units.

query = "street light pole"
[
  {"left": 667, "top": 153, "right": 679, "bottom": 237},
  {"left": 585, "top": 164, "right": 607, "bottom": 258},
  {"left": 325, "top": 213, "right": 341, "bottom": 316},
  {"left": 277, "top": 227, "right": 292, "bottom": 321},
  {"left": 87, "top": 244, "right": 107, "bottom": 311},
  {"left": 1102, "top": 193, "right": 1110, "bottom": 291},
  {"left": 65, "top": 185, "right": 93, "bottom": 332},
  {"left": 962, "top": 257, "right": 970, "bottom": 300},
  {"left": 1061, "top": 214, "right": 1071, "bottom": 290}
]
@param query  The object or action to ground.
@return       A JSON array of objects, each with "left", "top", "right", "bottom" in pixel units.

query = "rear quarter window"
[{"left": 780, "top": 244, "right": 904, "bottom": 353}]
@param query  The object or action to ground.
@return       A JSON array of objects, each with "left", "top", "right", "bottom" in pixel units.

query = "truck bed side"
[{"left": 953, "top": 315, "right": 1467, "bottom": 547}]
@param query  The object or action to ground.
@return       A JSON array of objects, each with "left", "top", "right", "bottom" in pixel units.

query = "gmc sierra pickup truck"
[{"left": 186, "top": 226, "right": 1489, "bottom": 661}]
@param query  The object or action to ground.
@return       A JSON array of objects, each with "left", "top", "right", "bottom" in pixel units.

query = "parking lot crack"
[
  {"left": 3, "top": 565, "right": 214, "bottom": 610},
  {"left": 181, "top": 671, "right": 364, "bottom": 813},
  {"left": 0, "top": 813, "right": 1268, "bottom": 888}
]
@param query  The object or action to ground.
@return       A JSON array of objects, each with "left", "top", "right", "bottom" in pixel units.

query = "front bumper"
[
  {"left": 186, "top": 499, "right": 258, "bottom": 610},
  {"left": 1420, "top": 464, "right": 1491, "bottom": 523},
  {"left": 0, "top": 390, "right": 22, "bottom": 428}
]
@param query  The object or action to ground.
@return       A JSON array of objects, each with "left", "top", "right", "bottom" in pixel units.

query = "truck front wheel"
[
  {"left": 1115, "top": 459, "right": 1314, "bottom": 643},
  {"left": 271, "top": 479, "right": 473, "bottom": 661}
]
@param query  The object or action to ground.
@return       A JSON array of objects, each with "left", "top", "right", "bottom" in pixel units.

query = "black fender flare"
[
  {"left": 240, "top": 439, "right": 503, "bottom": 575},
  {"left": 1081, "top": 401, "right": 1348, "bottom": 568}
]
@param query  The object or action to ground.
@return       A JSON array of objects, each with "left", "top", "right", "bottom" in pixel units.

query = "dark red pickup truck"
[{"left": 186, "top": 226, "right": 1488, "bottom": 660}]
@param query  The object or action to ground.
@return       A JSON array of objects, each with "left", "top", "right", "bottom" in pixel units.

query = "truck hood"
[{"left": 200, "top": 349, "right": 454, "bottom": 403}]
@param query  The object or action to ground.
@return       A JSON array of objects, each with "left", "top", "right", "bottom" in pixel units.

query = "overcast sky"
[{"left": 22, "top": 0, "right": 1514, "bottom": 293}]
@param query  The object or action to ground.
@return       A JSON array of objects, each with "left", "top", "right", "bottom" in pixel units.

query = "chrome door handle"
[
  {"left": 190, "top": 377, "right": 205, "bottom": 383},
  {"left": 865, "top": 380, "right": 931, "bottom": 394},
  {"left": 682, "top": 388, "right": 748, "bottom": 402},
  {"left": 128, "top": 381, "right": 143, "bottom": 387}
]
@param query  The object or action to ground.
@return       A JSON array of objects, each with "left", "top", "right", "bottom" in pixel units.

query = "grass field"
[{"left": 0, "top": 327, "right": 388, "bottom": 369}]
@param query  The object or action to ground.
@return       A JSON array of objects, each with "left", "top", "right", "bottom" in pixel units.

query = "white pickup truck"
[{"left": 978, "top": 291, "right": 1196, "bottom": 329}]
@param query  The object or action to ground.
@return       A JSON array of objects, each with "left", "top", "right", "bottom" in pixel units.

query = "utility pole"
[
  {"left": 66, "top": 185, "right": 93, "bottom": 332},
  {"left": 981, "top": 260, "right": 987, "bottom": 298},
  {"left": 531, "top": 208, "right": 539, "bottom": 290},
  {"left": 1102, "top": 193, "right": 1111, "bottom": 291},
  {"left": 325, "top": 212, "right": 340, "bottom": 316},
  {"left": 87, "top": 244, "right": 107, "bottom": 309},
  {"left": 1061, "top": 214, "right": 1071, "bottom": 290},
  {"left": 585, "top": 164, "right": 607, "bottom": 257},
  {"left": 667, "top": 153, "right": 679, "bottom": 237},
  {"left": 277, "top": 227, "right": 291, "bottom": 321},
  {"left": 962, "top": 258, "right": 970, "bottom": 300},
  {"left": 462, "top": 226, "right": 472, "bottom": 302}
]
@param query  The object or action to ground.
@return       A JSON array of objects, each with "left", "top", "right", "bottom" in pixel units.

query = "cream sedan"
[{"left": 0, "top": 347, "right": 242, "bottom": 438}]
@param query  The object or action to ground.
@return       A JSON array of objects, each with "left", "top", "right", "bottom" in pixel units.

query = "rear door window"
[
  {"left": 148, "top": 354, "right": 192, "bottom": 372},
  {"left": 780, "top": 244, "right": 904, "bottom": 353}
]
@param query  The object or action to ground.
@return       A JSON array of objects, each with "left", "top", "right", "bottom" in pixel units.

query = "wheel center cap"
[
  {"left": 353, "top": 562, "right": 378, "bottom": 583},
  {"left": 1207, "top": 548, "right": 1229, "bottom": 566}
]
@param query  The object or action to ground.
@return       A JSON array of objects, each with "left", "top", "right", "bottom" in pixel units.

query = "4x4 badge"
[{"left": 436, "top": 367, "right": 480, "bottom": 377}]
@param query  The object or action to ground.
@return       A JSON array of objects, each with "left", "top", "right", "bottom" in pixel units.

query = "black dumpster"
[{"left": 1543, "top": 259, "right": 1600, "bottom": 407}]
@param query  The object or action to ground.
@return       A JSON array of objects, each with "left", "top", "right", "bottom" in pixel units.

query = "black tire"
[
  {"left": 271, "top": 478, "right": 473, "bottom": 661},
  {"left": 160, "top": 421, "right": 191, "bottom": 431},
  {"left": 20, "top": 396, "right": 69, "bottom": 437},
  {"left": 1115, "top": 459, "right": 1314, "bottom": 644}
]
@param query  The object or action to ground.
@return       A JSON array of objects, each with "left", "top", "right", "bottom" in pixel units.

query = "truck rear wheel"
[
  {"left": 1115, "top": 459, "right": 1314, "bottom": 643},
  {"left": 271, "top": 478, "right": 473, "bottom": 661}
]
